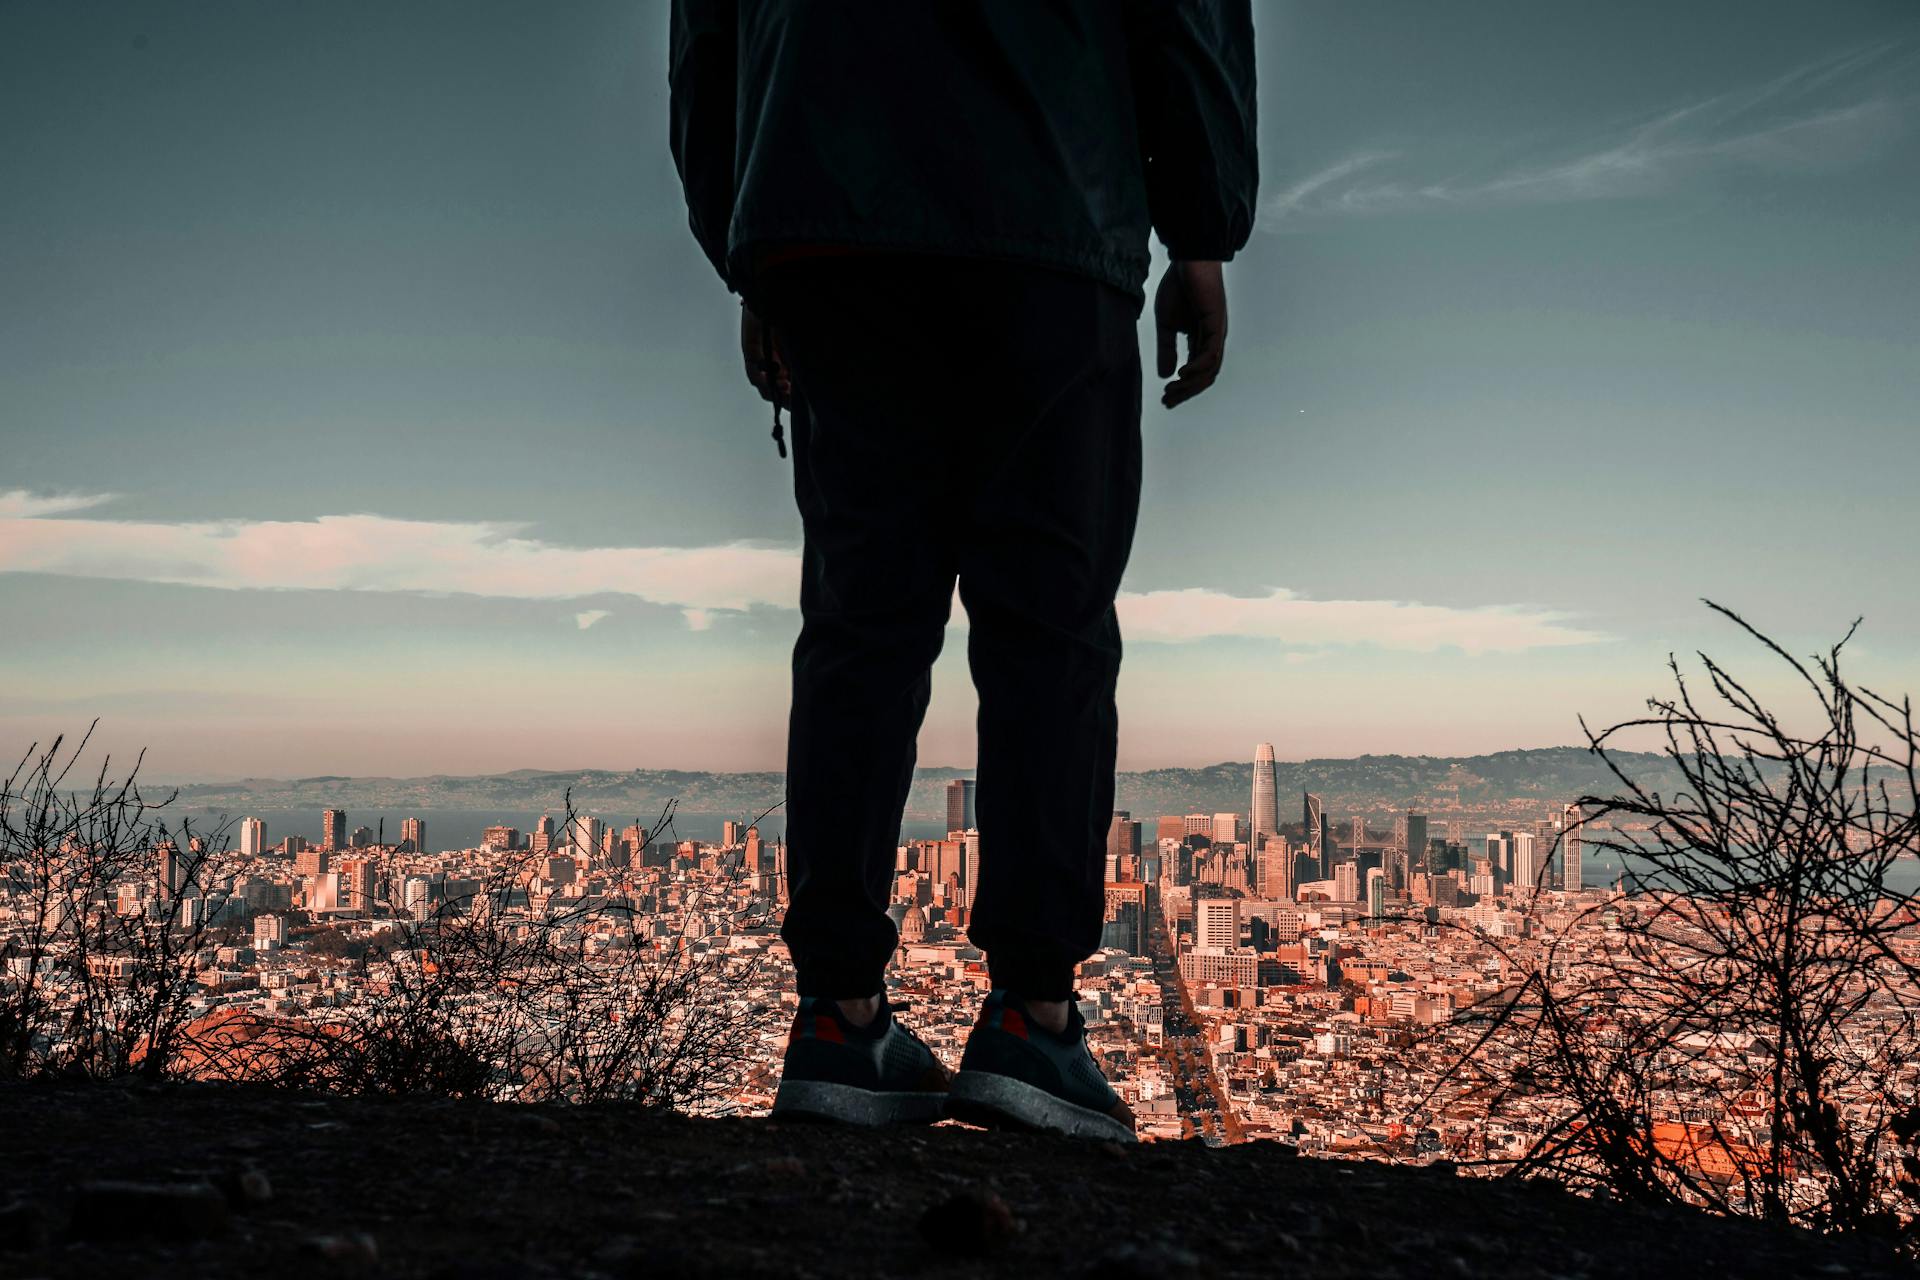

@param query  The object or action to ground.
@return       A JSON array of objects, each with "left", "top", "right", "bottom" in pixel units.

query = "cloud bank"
[{"left": 0, "top": 502, "right": 1605, "bottom": 654}]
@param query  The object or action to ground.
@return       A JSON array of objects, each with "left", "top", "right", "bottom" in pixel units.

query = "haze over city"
[{"left": 4, "top": 0, "right": 1917, "bottom": 780}]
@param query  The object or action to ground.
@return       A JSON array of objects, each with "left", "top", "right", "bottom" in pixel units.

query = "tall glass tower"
[
  {"left": 1250, "top": 743, "right": 1279, "bottom": 847},
  {"left": 1304, "top": 792, "right": 1326, "bottom": 879}
]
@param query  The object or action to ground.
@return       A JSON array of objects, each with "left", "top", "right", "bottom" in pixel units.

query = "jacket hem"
[{"left": 728, "top": 228, "right": 1149, "bottom": 314}]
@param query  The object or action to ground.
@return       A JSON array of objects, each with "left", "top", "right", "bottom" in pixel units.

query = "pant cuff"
[
  {"left": 985, "top": 951, "right": 1077, "bottom": 1002},
  {"left": 791, "top": 955, "right": 887, "bottom": 1000}
]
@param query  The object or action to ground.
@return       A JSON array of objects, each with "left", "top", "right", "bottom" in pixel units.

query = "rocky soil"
[{"left": 0, "top": 1082, "right": 1907, "bottom": 1279}]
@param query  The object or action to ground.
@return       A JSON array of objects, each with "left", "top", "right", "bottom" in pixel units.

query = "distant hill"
[{"left": 167, "top": 747, "right": 1680, "bottom": 826}]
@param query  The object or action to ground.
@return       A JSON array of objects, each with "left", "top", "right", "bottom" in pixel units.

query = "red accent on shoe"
[
  {"left": 811, "top": 1015, "right": 845, "bottom": 1045},
  {"left": 999, "top": 1007, "right": 1028, "bottom": 1039}
]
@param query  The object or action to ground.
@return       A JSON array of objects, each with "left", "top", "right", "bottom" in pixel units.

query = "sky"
[{"left": 2, "top": 0, "right": 1917, "bottom": 780}]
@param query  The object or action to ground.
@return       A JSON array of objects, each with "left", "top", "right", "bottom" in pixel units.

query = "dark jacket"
[{"left": 669, "top": 0, "right": 1259, "bottom": 310}]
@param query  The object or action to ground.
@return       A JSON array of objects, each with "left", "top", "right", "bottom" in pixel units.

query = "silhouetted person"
[{"left": 671, "top": 0, "right": 1256, "bottom": 1141}]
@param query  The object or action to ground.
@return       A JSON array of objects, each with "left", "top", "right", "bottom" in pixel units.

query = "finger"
[
  {"left": 1162, "top": 354, "right": 1222, "bottom": 408},
  {"left": 1162, "top": 368, "right": 1218, "bottom": 408},
  {"left": 1156, "top": 321, "right": 1178, "bottom": 380},
  {"left": 1176, "top": 350, "right": 1222, "bottom": 388}
]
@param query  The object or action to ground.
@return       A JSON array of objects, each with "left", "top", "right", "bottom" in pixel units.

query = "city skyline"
[{"left": 4, "top": 1, "right": 1917, "bottom": 778}]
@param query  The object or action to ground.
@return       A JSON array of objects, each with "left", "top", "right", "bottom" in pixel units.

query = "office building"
[
  {"left": 1195, "top": 897, "right": 1240, "bottom": 950},
  {"left": 945, "top": 779, "right": 976, "bottom": 835},
  {"left": 1562, "top": 803, "right": 1585, "bottom": 891},
  {"left": 340, "top": 857, "right": 376, "bottom": 910},
  {"left": 568, "top": 814, "right": 603, "bottom": 861},
  {"left": 400, "top": 817, "right": 426, "bottom": 855},
  {"left": 1212, "top": 812, "right": 1242, "bottom": 847},
  {"left": 253, "top": 913, "right": 285, "bottom": 948},
  {"left": 239, "top": 817, "right": 266, "bottom": 858},
  {"left": 322, "top": 809, "right": 346, "bottom": 852},
  {"left": 1335, "top": 860, "right": 1359, "bottom": 903},
  {"left": 1258, "top": 836, "right": 1293, "bottom": 901},
  {"left": 1303, "top": 793, "right": 1327, "bottom": 878},
  {"left": 1107, "top": 811, "right": 1141, "bottom": 868},
  {"left": 1511, "top": 831, "right": 1539, "bottom": 892}
]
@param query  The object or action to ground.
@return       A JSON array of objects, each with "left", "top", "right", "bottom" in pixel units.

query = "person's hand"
[
  {"left": 1153, "top": 260, "right": 1228, "bottom": 409},
  {"left": 741, "top": 304, "right": 792, "bottom": 408}
]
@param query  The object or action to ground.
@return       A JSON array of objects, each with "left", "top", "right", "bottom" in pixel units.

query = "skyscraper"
[
  {"left": 239, "top": 817, "right": 266, "bottom": 858},
  {"left": 340, "top": 857, "right": 376, "bottom": 910},
  {"left": 744, "top": 826, "right": 764, "bottom": 889},
  {"left": 945, "top": 779, "right": 976, "bottom": 835},
  {"left": 1511, "top": 831, "right": 1539, "bottom": 892},
  {"left": 158, "top": 841, "right": 184, "bottom": 895},
  {"left": 568, "top": 814, "right": 603, "bottom": 860},
  {"left": 1250, "top": 743, "right": 1279, "bottom": 847},
  {"left": 400, "top": 817, "right": 426, "bottom": 855},
  {"left": 1258, "top": 835, "right": 1293, "bottom": 902},
  {"left": 321, "top": 809, "right": 346, "bottom": 853},
  {"left": 1303, "top": 793, "right": 1326, "bottom": 878},
  {"left": 1107, "top": 811, "right": 1141, "bottom": 870},
  {"left": 1334, "top": 860, "right": 1359, "bottom": 902},
  {"left": 1561, "top": 803, "right": 1585, "bottom": 891},
  {"left": 1405, "top": 813, "right": 1429, "bottom": 873},
  {"left": 1366, "top": 867, "right": 1386, "bottom": 918}
]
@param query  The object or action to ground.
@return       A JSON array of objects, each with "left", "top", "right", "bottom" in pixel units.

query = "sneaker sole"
[
  {"left": 770, "top": 1078, "right": 947, "bottom": 1127},
  {"left": 946, "top": 1069, "right": 1138, "bottom": 1144}
]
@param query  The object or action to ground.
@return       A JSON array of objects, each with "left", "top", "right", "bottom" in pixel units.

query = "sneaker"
[
  {"left": 947, "top": 990, "right": 1137, "bottom": 1143},
  {"left": 770, "top": 995, "right": 950, "bottom": 1126}
]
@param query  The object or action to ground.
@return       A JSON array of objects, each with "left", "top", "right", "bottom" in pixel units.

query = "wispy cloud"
[
  {"left": 0, "top": 489, "right": 116, "bottom": 519},
  {"left": 1262, "top": 44, "right": 1910, "bottom": 228},
  {"left": 0, "top": 504, "right": 1606, "bottom": 653},
  {"left": 1115, "top": 588, "right": 1604, "bottom": 655}
]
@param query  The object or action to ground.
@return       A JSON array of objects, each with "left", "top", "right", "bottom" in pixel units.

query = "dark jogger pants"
[{"left": 755, "top": 254, "right": 1143, "bottom": 1003}]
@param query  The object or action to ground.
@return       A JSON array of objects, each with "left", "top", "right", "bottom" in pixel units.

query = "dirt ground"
[{"left": 0, "top": 1081, "right": 1907, "bottom": 1279}]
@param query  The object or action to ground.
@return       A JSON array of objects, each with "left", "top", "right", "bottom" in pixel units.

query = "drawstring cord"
[{"left": 760, "top": 311, "right": 788, "bottom": 459}]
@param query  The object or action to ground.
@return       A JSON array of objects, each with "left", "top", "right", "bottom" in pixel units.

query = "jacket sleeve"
[
  {"left": 669, "top": 0, "right": 738, "bottom": 291},
  {"left": 1126, "top": 0, "right": 1260, "bottom": 262}
]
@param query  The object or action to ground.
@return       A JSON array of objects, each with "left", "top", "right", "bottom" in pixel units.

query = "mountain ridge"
[{"left": 156, "top": 747, "right": 1675, "bottom": 824}]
